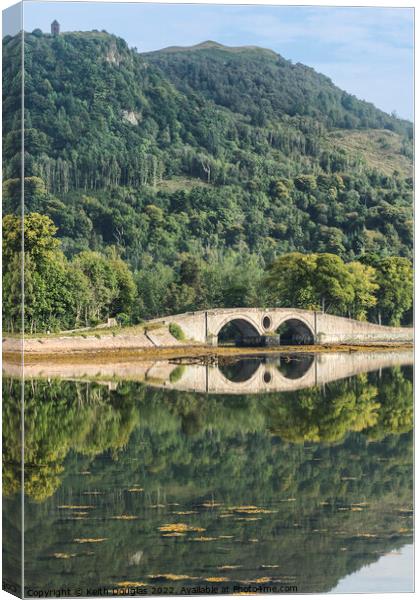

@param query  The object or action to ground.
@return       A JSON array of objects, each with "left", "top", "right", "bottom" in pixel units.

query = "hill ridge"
[{"left": 144, "top": 39, "right": 278, "bottom": 56}]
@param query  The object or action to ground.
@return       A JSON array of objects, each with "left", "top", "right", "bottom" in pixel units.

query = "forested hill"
[
  {"left": 145, "top": 40, "right": 412, "bottom": 134},
  {"left": 2, "top": 30, "right": 414, "bottom": 330},
  {"left": 6, "top": 30, "right": 412, "bottom": 192}
]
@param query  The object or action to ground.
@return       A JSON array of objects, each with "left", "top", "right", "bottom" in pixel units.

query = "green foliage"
[
  {"left": 148, "top": 43, "right": 412, "bottom": 135},
  {"left": 347, "top": 261, "right": 378, "bottom": 320},
  {"left": 264, "top": 252, "right": 378, "bottom": 319},
  {"left": 169, "top": 364, "right": 186, "bottom": 383},
  {"left": 373, "top": 256, "right": 413, "bottom": 326},
  {"left": 2, "top": 214, "right": 137, "bottom": 333},
  {"left": 116, "top": 312, "right": 130, "bottom": 326},
  {"left": 2, "top": 210, "right": 411, "bottom": 330},
  {"left": 169, "top": 322, "right": 185, "bottom": 341},
  {"left": 3, "top": 211, "right": 59, "bottom": 265}
]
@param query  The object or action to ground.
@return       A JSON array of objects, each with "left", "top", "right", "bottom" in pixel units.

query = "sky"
[
  {"left": 4, "top": 1, "right": 414, "bottom": 120},
  {"left": 331, "top": 544, "right": 413, "bottom": 593}
]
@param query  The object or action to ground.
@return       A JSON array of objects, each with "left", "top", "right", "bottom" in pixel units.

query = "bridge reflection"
[
  {"left": 166, "top": 351, "right": 412, "bottom": 394},
  {"left": 219, "top": 358, "right": 261, "bottom": 382},
  {"left": 5, "top": 349, "right": 413, "bottom": 395},
  {"left": 219, "top": 354, "right": 315, "bottom": 383},
  {"left": 277, "top": 353, "right": 315, "bottom": 379}
]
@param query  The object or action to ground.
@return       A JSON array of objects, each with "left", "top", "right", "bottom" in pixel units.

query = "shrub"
[
  {"left": 169, "top": 322, "right": 185, "bottom": 341},
  {"left": 117, "top": 312, "right": 130, "bottom": 326},
  {"left": 169, "top": 365, "right": 186, "bottom": 383}
]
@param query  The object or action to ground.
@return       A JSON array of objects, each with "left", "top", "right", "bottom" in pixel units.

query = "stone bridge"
[
  {"left": 3, "top": 307, "right": 412, "bottom": 357},
  {"left": 152, "top": 307, "right": 412, "bottom": 346}
]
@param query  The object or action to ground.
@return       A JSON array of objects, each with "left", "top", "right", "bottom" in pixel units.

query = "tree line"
[
  {"left": 3, "top": 213, "right": 136, "bottom": 333},
  {"left": 2, "top": 212, "right": 412, "bottom": 333}
]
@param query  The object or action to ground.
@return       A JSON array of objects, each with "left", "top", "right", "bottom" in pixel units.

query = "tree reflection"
[
  {"left": 3, "top": 380, "right": 139, "bottom": 501},
  {"left": 266, "top": 374, "right": 380, "bottom": 443},
  {"left": 2, "top": 367, "right": 413, "bottom": 502}
]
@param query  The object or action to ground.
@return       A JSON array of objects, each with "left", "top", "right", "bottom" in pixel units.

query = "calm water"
[{"left": 3, "top": 352, "right": 413, "bottom": 595}]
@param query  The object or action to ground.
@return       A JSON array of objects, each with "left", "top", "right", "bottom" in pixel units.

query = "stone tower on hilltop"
[{"left": 51, "top": 20, "right": 60, "bottom": 36}]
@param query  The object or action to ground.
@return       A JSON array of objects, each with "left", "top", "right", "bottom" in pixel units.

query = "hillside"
[
  {"left": 327, "top": 129, "right": 412, "bottom": 178},
  {"left": 144, "top": 40, "right": 412, "bottom": 134},
  {"left": 2, "top": 30, "right": 413, "bottom": 328}
]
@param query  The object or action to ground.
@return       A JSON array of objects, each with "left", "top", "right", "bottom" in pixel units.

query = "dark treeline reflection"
[
  {"left": 2, "top": 367, "right": 413, "bottom": 502},
  {"left": 2, "top": 367, "right": 413, "bottom": 594}
]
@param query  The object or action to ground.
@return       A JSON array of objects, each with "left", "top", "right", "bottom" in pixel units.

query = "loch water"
[{"left": 3, "top": 352, "right": 413, "bottom": 595}]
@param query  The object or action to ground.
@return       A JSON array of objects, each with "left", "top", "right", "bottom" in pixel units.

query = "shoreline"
[
  {"left": 3, "top": 310, "right": 412, "bottom": 360},
  {"left": 3, "top": 342, "right": 413, "bottom": 366},
  {"left": 2, "top": 345, "right": 413, "bottom": 392}
]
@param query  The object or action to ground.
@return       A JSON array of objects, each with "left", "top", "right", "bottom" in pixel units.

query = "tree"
[
  {"left": 3, "top": 213, "right": 71, "bottom": 332},
  {"left": 72, "top": 251, "right": 118, "bottom": 324},
  {"left": 2, "top": 252, "right": 23, "bottom": 332},
  {"left": 264, "top": 253, "right": 318, "bottom": 309},
  {"left": 374, "top": 257, "right": 413, "bottom": 325},
  {"left": 179, "top": 253, "right": 201, "bottom": 287},
  {"left": 65, "top": 265, "right": 92, "bottom": 327},
  {"left": 346, "top": 261, "right": 378, "bottom": 320},
  {"left": 2, "top": 213, "right": 138, "bottom": 332},
  {"left": 135, "top": 260, "right": 175, "bottom": 320},
  {"left": 314, "top": 253, "right": 355, "bottom": 313},
  {"left": 264, "top": 252, "right": 355, "bottom": 314},
  {"left": 106, "top": 247, "right": 137, "bottom": 318},
  {"left": 3, "top": 211, "right": 59, "bottom": 266}
]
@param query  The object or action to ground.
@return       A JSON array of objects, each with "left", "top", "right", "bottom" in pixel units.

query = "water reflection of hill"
[{"left": 3, "top": 365, "right": 413, "bottom": 594}]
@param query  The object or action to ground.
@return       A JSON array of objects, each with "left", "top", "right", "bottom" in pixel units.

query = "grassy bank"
[{"left": 2, "top": 321, "right": 166, "bottom": 339}]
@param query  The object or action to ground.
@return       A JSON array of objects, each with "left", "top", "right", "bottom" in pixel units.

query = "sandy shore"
[{"left": 3, "top": 342, "right": 414, "bottom": 366}]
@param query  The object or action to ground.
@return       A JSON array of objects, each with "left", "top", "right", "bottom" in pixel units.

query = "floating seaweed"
[
  {"left": 73, "top": 538, "right": 108, "bottom": 544},
  {"left": 158, "top": 523, "right": 205, "bottom": 533}
]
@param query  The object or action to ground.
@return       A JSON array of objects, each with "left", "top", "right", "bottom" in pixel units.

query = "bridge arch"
[
  {"left": 277, "top": 354, "right": 315, "bottom": 379},
  {"left": 218, "top": 358, "right": 261, "bottom": 383},
  {"left": 216, "top": 315, "right": 262, "bottom": 346},
  {"left": 276, "top": 317, "right": 315, "bottom": 345},
  {"left": 217, "top": 361, "right": 264, "bottom": 389}
]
